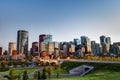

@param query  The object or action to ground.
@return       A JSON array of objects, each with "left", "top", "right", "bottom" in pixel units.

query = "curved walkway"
[{"left": 52, "top": 65, "right": 94, "bottom": 77}]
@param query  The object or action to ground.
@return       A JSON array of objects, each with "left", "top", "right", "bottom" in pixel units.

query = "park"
[{"left": 0, "top": 60, "right": 120, "bottom": 80}]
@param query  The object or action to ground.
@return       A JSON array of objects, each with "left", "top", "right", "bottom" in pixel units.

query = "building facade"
[
  {"left": 31, "top": 42, "right": 39, "bottom": 56},
  {"left": 17, "top": 30, "right": 28, "bottom": 57},
  {"left": 81, "top": 36, "right": 91, "bottom": 53},
  {"left": 48, "top": 42, "right": 55, "bottom": 55},
  {"left": 39, "top": 34, "right": 52, "bottom": 53},
  {"left": 100, "top": 35, "right": 111, "bottom": 54},
  {"left": 73, "top": 38, "right": 80, "bottom": 46},
  {"left": 8, "top": 42, "right": 16, "bottom": 56}
]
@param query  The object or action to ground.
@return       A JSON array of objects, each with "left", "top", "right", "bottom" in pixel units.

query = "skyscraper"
[
  {"left": 100, "top": 35, "right": 106, "bottom": 44},
  {"left": 54, "top": 42, "right": 60, "bottom": 58},
  {"left": 39, "top": 34, "right": 52, "bottom": 44},
  {"left": 73, "top": 38, "right": 80, "bottom": 46},
  {"left": 44, "top": 35, "right": 52, "bottom": 44},
  {"left": 69, "top": 43, "right": 75, "bottom": 53},
  {"left": 39, "top": 34, "right": 46, "bottom": 43},
  {"left": 31, "top": 42, "right": 39, "bottom": 56},
  {"left": 8, "top": 42, "right": 16, "bottom": 56},
  {"left": 48, "top": 42, "right": 55, "bottom": 55},
  {"left": 17, "top": 30, "right": 28, "bottom": 57},
  {"left": 39, "top": 34, "right": 52, "bottom": 52},
  {"left": 91, "top": 41, "right": 96, "bottom": 55},
  {"left": 100, "top": 35, "right": 111, "bottom": 54},
  {"left": 91, "top": 41, "right": 102, "bottom": 56},
  {"left": 81, "top": 36, "right": 91, "bottom": 53},
  {"left": 106, "top": 37, "right": 111, "bottom": 45}
]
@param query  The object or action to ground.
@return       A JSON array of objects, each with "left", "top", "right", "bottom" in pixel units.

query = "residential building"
[{"left": 100, "top": 35, "right": 111, "bottom": 54}]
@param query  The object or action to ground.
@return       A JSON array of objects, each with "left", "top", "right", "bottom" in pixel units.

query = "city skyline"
[{"left": 0, "top": 0, "right": 120, "bottom": 51}]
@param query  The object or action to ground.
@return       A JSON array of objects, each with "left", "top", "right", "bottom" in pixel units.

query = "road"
[{"left": 59, "top": 59, "right": 120, "bottom": 64}]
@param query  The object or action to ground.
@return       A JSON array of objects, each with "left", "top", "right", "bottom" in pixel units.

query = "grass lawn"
[
  {"left": 0, "top": 67, "right": 38, "bottom": 75},
  {"left": 52, "top": 70, "right": 120, "bottom": 80},
  {"left": 1, "top": 70, "right": 120, "bottom": 80},
  {"left": 1, "top": 61, "right": 120, "bottom": 80},
  {"left": 0, "top": 67, "right": 67, "bottom": 80}
]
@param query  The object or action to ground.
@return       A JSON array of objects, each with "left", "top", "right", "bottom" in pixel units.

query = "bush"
[
  {"left": 0, "top": 61, "right": 9, "bottom": 72},
  {"left": 0, "top": 67, "right": 9, "bottom": 72}
]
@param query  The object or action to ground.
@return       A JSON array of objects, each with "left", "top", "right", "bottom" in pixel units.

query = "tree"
[
  {"left": 22, "top": 70, "right": 29, "bottom": 80},
  {"left": 47, "top": 66, "right": 52, "bottom": 80},
  {"left": 18, "top": 73, "right": 21, "bottom": 80},
  {"left": 42, "top": 67, "right": 47, "bottom": 80},
  {"left": 34, "top": 71, "right": 37, "bottom": 79},
  {"left": 37, "top": 71, "right": 41, "bottom": 80},
  {"left": 3, "top": 50, "right": 8, "bottom": 55},
  {"left": 55, "top": 64, "right": 60, "bottom": 78},
  {"left": 9, "top": 69, "right": 17, "bottom": 80},
  {"left": 0, "top": 60, "right": 9, "bottom": 71}
]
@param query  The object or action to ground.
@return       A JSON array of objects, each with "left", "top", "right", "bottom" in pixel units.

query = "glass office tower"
[
  {"left": 39, "top": 34, "right": 52, "bottom": 52},
  {"left": 17, "top": 30, "right": 28, "bottom": 57}
]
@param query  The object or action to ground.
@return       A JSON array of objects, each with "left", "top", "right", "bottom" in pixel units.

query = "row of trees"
[{"left": 4, "top": 64, "right": 60, "bottom": 80}]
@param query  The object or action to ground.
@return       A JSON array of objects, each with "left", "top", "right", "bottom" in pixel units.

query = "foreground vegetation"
[
  {"left": 1, "top": 61, "right": 120, "bottom": 80},
  {"left": 1, "top": 70, "right": 120, "bottom": 80}
]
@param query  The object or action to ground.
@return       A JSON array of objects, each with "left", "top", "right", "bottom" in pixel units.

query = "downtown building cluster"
[{"left": 0, "top": 30, "right": 120, "bottom": 60}]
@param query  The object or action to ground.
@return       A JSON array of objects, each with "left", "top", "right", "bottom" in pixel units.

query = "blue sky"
[{"left": 0, "top": 0, "right": 120, "bottom": 51}]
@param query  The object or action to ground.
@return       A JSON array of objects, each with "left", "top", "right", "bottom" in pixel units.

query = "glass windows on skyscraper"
[{"left": 17, "top": 30, "right": 28, "bottom": 57}]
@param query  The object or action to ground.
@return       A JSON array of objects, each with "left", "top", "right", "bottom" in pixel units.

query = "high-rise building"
[
  {"left": 69, "top": 44, "right": 75, "bottom": 53},
  {"left": 62, "top": 42, "right": 69, "bottom": 53},
  {"left": 31, "top": 42, "right": 39, "bottom": 56},
  {"left": 112, "top": 42, "right": 120, "bottom": 56},
  {"left": 91, "top": 41, "right": 101, "bottom": 56},
  {"left": 54, "top": 42, "right": 60, "bottom": 58},
  {"left": 100, "top": 35, "right": 106, "bottom": 44},
  {"left": 17, "top": 30, "right": 28, "bottom": 57},
  {"left": 73, "top": 38, "right": 80, "bottom": 46},
  {"left": 100, "top": 36, "right": 111, "bottom": 44},
  {"left": 48, "top": 42, "right": 55, "bottom": 55},
  {"left": 39, "top": 34, "right": 46, "bottom": 43},
  {"left": 106, "top": 37, "right": 111, "bottom": 45},
  {"left": 63, "top": 44, "right": 68, "bottom": 53},
  {"left": 40, "top": 42, "right": 46, "bottom": 52},
  {"left": 100, "top": 35, "right": 111, "bottom": 54},
  {"left": 54, "top": 42, "right": 59, "bottom": 49},
  {"left": 0, "top": 47, "right": 2, "bottom": 56},
  {"left": 8, "top": 42, "right": 16, "bottom": 56},
  {"left": 39, "top": 34, "right": 52, "bottom": 44},
  {"left": 81, "top": 36, "right": 91, "bottom": 53},
  {"left": 91, "top": 41, "right": 96, "bottom": 55},
  {"left": 39, "top": 34, "right": 52, "bottom": 53},
  {"left": 44, "top": 35, "right": 52, "bottom": 44}
]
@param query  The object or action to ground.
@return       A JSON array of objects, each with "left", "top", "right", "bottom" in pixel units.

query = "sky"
[{"left": 0, "top": 0, "right": 120, "bottom": 52}]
